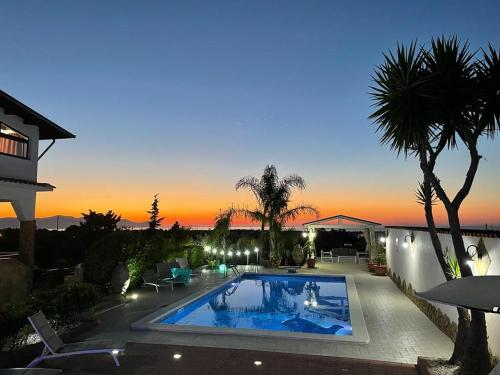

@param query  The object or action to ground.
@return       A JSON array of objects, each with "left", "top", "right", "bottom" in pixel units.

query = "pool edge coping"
[{"left": 131, "top": 272, "right": 370, "bottom": 344}]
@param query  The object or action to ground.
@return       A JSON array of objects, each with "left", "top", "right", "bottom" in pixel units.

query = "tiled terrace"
[{"left": 79, "top": 262, "right": 453, "bottom": 365}]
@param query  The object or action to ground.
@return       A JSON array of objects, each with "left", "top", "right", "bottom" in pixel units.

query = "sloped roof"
[
  {"left": 0, "top": 90, "right": 75, "bottom": 140},
  {"left": 303, "top": 214, "right": 382, "bottom": 227}
]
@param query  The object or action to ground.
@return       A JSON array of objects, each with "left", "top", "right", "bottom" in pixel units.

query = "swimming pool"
[
  {"left": 133, "top": 272, "right": 369, "bottom": 343},
  {"left": 159, "top": 273, "right": 351, "bottom": 335}
]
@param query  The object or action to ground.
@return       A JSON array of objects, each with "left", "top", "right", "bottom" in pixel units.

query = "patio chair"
[
  {"left": 143, "top": 269, "right": 178, "bottom": 292},
  {"left": 320, "top": 250, "right": 334, "bottom": 263},
  {"left": 175, "top": 257, "right": 189, "bottom": 269},
  {"left": 0, "top": 369, "right": 61, "bottom": 375},
  {"left": 175, "top": 257, "right": 201, "bottom": 277},
  {"left": 27, "top": 311, "right": 126, "bottom": 368}
]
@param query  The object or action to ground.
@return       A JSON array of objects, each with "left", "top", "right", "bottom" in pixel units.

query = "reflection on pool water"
[{"left": 159, "top": 273, "right": 352, "bottom": 336}]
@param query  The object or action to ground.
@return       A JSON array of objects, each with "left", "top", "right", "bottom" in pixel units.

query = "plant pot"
[
  {"left": 367, "top": 262, "right": 377, "bottom": 272},
  {"left": 306, "top": 258, "right": 316, "bottom": 269},
  {"left": 374, "top": 265, "right": 387, "bottom": 276},
  {"left": 270, "top": 255, "right": 282, "bottom": 268},
  {"left": 262, "top": 259, "right": 273, "bottom": 268}
]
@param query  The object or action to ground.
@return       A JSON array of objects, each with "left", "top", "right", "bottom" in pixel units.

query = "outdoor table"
[{"left": 171, "top": 267, "right": 192, "bottom": 285}]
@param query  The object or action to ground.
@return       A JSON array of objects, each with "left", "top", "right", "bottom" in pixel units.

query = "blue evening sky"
[{"left": 0, "top": 0, "right": 499, "bottom": 224}]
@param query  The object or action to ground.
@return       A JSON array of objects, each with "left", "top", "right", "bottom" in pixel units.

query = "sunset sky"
[{"left": 1, "top": 1, "right": 499, "bottom": 227}]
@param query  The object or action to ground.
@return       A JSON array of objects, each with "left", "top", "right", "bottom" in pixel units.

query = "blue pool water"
[{"left": 159, "top": 273, "right": 352, "bottom": 336}]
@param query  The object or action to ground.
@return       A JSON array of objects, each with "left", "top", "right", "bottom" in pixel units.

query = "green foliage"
[
  {"left": 83, "top": 231, "right": 132, "bottom": 289},
  {"left": 444, "top": 247, "right": 461, "bottom": 279},
  {"left": 374, "top": 243, "right": 386, "bottom": 265},
  {"left": 124, "top": 234, "right": 167, "bottom": 287},
  {"left": 0, "top": 283, "right": 100, "bottom": 350},
  {"left": 147, "top": 194, "right": 164, "bottom": 232},
  {"left": 236, "top": 165, "right": 318, "bottom": 260}
]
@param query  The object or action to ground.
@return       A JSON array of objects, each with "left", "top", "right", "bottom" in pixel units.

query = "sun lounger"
[
  {"left": 156, "top": 263, "right": 186, "bottom": 282},
  {"left": 175, "top": 257, "right": 201, "bottom": 276},
  {"left": 0, "top": 369, "right": 61, "bottom": 375},
  {"left": 143, "top": 269, "right": 178, "bottom": 292},
  {"left": 27, "top": 311, "right": 126, "bottom": 368}
]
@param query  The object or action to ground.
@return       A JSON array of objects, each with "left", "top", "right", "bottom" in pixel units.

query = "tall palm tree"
[
  {"left": 370, "top": 37, "right": 499, "bottom": 374},
  {"left": 236, "top": 165, "right": 318, "bottom": 261}
]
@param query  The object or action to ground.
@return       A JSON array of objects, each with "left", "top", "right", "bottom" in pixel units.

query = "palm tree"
[
  {"left": 236, "top": 165, "right": 318, "bottom": 262},
  {"left": 370, "top": 37, "right": 499, "bottom": 374}
]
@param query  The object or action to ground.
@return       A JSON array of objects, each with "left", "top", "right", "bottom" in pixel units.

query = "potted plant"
[
  {"left": 304, "top": 246, "right": 316, "bottom": 268},
  {"left": 373, "top": 245, "right": 387, "bottom": 276}
]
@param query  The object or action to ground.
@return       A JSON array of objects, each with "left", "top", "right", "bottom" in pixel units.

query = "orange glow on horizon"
[{"left": 2, "top": 181, "right": 498, "bottom": 228}]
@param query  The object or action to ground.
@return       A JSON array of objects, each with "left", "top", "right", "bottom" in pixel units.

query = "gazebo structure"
[
  {"left": 302, "top": 215, "right": 385, "bottom": 258},
  {"left": 303, "top": 214, "right": 384, "bottom": 233}
]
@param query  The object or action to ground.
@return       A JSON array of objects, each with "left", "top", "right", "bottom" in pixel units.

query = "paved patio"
[
  {"left": 77, "top": 262, "right": 453, "bottom": 365},
  {"left": 38, "top": 342, "right": 419, "bottom": 374}
]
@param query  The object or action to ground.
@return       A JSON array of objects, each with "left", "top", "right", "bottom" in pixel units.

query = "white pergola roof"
[{"left": 303, "top": 214, "right": 384, "bottom": 232}]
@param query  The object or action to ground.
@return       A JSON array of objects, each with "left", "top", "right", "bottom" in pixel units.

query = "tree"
[
  {"left": 80, "top": 210, "right": 121, "bottom": 232},
  {"left": 211, "top": 208, "right": 235, "bottom": 256},
  {"left": 147, "top": 194, "right": 164, "bottom": 232},
  {"left": 236, "top": 165, "right": 318, "bottom": 261},
  {"left": 370, "top": 37, "right": 499, "bottom": 374}
]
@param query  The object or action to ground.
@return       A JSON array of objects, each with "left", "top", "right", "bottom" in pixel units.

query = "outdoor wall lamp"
[
  {"left": 402, "top": 232, "right": 415, "bottom": 249},
  {"left": 379, "top": 236, "right": 386, "bottom": 244},
  {"left": 466, "top": 244, "right": 481, "bottom": 259},
  {"left": 302, "top": 232, "right": 308, "bottom": 238}
]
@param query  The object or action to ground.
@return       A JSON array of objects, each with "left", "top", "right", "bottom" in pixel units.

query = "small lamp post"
[{"left": 244, "top": 249, "right": 250, "bottom": 266}]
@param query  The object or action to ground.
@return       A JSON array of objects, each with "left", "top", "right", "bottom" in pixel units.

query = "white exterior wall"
[
  {"left": 387, "top": 228, "right": 500, "bottom": 357},
  {"left": 0, "top": 107, "right": 39, "bottom": 181}
]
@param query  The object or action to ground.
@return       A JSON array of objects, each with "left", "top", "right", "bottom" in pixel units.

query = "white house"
[{"left": 0, "top": 89, "right": 74, "bottom": 267}]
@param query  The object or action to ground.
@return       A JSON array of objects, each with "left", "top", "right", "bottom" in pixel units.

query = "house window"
[{"left": 0, "top": 122, "right": 29, "bottom": 159}]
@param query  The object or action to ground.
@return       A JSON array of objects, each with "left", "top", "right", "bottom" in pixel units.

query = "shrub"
[
  {"left": 84, "top": 231, "right": 132, "bottom": 290},
  {"left": 0, "top": 283, "right": 101, "bottom": 351}
]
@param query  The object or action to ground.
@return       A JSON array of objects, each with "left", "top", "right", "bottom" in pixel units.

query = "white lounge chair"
[
  {"left": 0, "top": 369, "right": 61, "bottom": 375},
  {"left": 27, "top": 311, "right": 126, "bottom": 368}
]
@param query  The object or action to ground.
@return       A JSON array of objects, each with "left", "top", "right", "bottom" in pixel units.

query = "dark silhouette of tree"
[
  {"left": 370, "top": 37, "right": 499, "bottom": 374},
  {"left": 80, "top": 210, "right": 121, "bottom": 232},
  {"left": 147, "top": 194, "right": 164, "bottom": 232}
]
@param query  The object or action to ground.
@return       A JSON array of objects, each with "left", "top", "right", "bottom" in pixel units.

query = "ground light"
[
  {"left": 130, "top": 293, "right": 138, "bottom": 300},
  {"left": 254, "top": 361, "right": 262, "bottom": 366},
  {"left": 112, "top": 350, "right": 120, "bottom": 355},
  {"left": 173, "top": 353, "right": 182, "bottom": 360}
]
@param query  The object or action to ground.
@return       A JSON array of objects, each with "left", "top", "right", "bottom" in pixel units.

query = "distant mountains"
[{"left": 0, "top": 215, "right": 148, "bottom": 230}]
